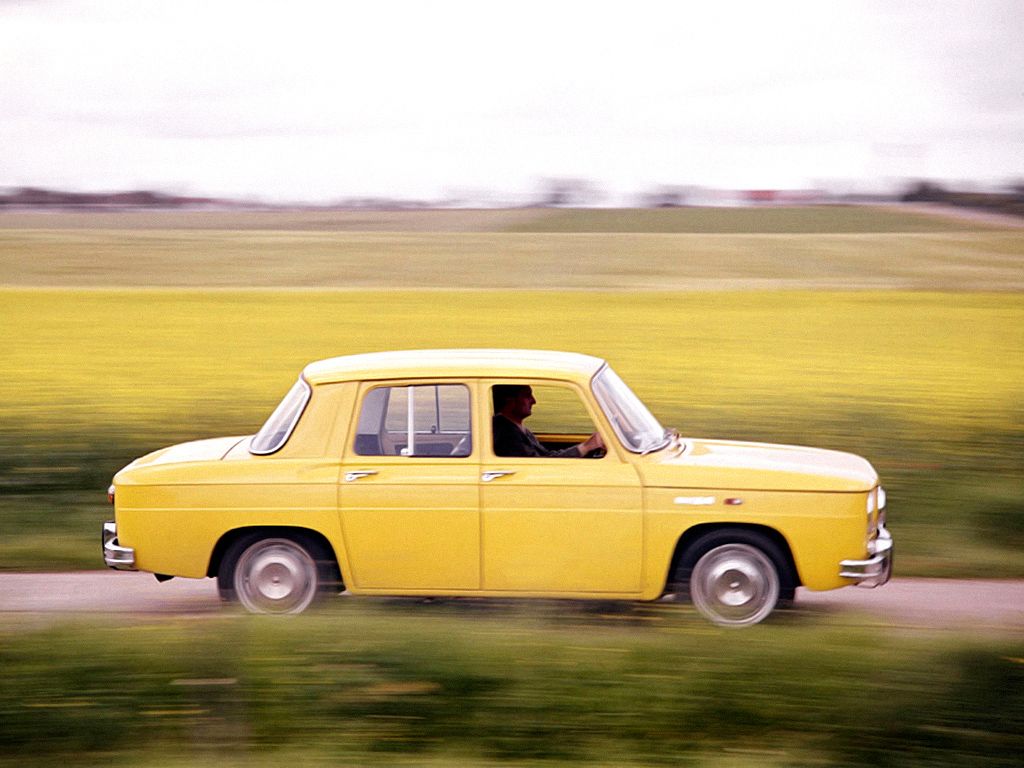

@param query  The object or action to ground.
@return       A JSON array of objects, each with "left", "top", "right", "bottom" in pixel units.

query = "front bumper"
[
  {"left": 102, "top": 520, "right": 137, "bottom": 570},
  {"left": 839, "top": 524, "right": 893, "bottom": 588}
]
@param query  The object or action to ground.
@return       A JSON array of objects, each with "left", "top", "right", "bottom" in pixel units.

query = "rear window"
[
  {"left": 250, "top": 378, "right": 311, "bottom": 455},
  {"left": 354, "top": 383, "right": 472, "bottom": 457}
]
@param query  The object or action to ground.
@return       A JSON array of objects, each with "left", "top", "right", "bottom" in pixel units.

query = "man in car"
[{"left": 492, "top": 384, "right": 604, "bottom": 458}]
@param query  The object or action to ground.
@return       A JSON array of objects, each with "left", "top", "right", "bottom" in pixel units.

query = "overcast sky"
[{"left": 1, "top": 0, "right": 1021, "bottom": 203}]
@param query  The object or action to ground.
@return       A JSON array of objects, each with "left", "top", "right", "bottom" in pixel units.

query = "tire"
[
  {"left": 217, "top": 531, "right": 337, "bottom": 614},
  {"left": 676, "top": 530, "right": 791, "bottom": 627}
]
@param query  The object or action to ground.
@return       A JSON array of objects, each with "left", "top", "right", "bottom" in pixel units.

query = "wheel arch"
[
  {"left": 206, "top": 526, "right": 344, "bottom": 587},
  {"left": 663, "top": 522, "right": 800, "bottom": 596}
]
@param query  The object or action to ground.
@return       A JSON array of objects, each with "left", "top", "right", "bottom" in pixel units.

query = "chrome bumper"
[
  {"left": 102, "top": 520, "right": 137, "bottom": 570},
  {"left": 839, "top": 525, "right": 893, "bottom": 588}
]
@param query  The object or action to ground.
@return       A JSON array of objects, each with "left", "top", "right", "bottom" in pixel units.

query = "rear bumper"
[
  {"left": 102, "top": 520, "right": 137, "bottom": 570},
  {"left": 839, "top": 525, "right": 893, "bottom": 588}
]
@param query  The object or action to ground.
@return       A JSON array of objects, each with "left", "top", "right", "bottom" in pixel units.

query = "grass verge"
[
  {"left": 0, "top": 606, "right": 1022, "bottom": 767},
  {"left": 1, "top": 207, "right": 1021, "bottom": 290}
]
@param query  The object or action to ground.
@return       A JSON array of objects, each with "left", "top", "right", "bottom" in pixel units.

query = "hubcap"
[
  {"left": 235, "top": 539, "right": 318, "bottom": 614},
  {"left": 690, "top": 543, "right": 780, "bottom": 626}
]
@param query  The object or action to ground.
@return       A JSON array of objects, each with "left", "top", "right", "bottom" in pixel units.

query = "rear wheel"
[
  {"left": 677, "top": 530, "right": 791, "bottom": 627},
  {"left": 218, "top": 532, "right": 336, "bottom": 614}
]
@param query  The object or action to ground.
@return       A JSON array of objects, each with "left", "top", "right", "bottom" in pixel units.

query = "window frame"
[
  {"left": 351, "top": 379, "right": 475, "bottom": 459},
  {"left": 485, "top": 378, "right": 609, "bottom": 460},
  {"left": 590, "top": 365, "right": 668, "bottom": 454},
  {"left": 249, "top": 377, "right": 312, "bottom": 456}
]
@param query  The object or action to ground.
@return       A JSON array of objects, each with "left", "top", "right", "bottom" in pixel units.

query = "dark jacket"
[{"left": 492, "top": 415, "right": 582, "bottom": 458}]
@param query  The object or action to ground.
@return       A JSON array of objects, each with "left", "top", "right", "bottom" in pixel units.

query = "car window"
[
  {"left": 490, "top": 382, "right": 599, "bottom": 458},
  {"left": 592, "top": 366, "right": 667, "bottom": 454},
  {"left": 355, "top": 384, "right": 472, "bottom": 457},
  {"left": 517, "top": 384, "right": 596, "bottom": 436},
  {"left": 249, "top": 378, "right": 311, "bottom": 455}
]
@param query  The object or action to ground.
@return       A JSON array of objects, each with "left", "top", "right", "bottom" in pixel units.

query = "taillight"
[{"left": 107, "top": 484, "right": 116, "bottom": 505}]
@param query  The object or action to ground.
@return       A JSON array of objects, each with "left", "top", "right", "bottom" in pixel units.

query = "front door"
[
  {"left": 339, "top": 381, "right": 480, "bottom": 591},
  {"left": 480, "top": 380, "right": 644, "bottom": 594}
]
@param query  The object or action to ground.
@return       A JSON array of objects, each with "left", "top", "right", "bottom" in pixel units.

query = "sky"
[{"left": 1, "top": 0, "right": 1022, "bottom": 204}]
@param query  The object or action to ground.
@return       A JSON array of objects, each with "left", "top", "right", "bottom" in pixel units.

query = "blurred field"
[
  {"left": 0, "top": 204, "right": 1014, "bottom": 232},
  {"left": 0, "top": 207, "right": 546, "bottom": 232},
  {"left": 2, "top": 206, "right": 1022, "bottom": 291},
  {"left": 1, "top": 606, "right": 1022, "bottom": 767},
  {"left": 1, "top": 288, "right": 1022, "bottom": 575},
  {"left": 502, "top": 204, "right": 1021, "bottom": 233}
]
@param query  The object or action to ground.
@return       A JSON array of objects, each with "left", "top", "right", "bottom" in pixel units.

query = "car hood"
[
  {"left": 638, "top": 437, "right": 878, "bottom": 492},
  {"left": 120, "top": 436, "right": 248, "bottom": 471}
]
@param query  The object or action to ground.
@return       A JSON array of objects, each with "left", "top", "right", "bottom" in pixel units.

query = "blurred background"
[{"left": 1, "top": 1, "right": 1022, "bottom": 767}]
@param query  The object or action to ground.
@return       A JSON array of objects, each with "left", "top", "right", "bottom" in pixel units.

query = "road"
[{"left": 1, "top": 572, "right": 1022, "bottom": 630}]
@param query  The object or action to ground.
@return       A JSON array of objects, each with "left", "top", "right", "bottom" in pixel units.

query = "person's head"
[{"left": 493, "top": 384, "right": 535, "bottom": 424}]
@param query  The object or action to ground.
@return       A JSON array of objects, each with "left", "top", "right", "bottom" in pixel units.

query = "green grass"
[
  {"left": 1, "top": 204, "right": 1015, "bottom": 232},
  {"left": 504, "top": 205, "right": 1016, "bottom": 233},
  {"left": 1, "top": 288, "right": 1022, "bottom": 575},
  {"left": 1, "top": 607, "right": 1021, "bottom": 767},
  {"left": 1, "top": 206, "right": 1021, "bottom": 290}
]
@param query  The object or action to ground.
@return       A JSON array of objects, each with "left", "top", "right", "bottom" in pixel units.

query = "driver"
[{"left": 492, "top": 385, "right": 604, "bottom": 458}]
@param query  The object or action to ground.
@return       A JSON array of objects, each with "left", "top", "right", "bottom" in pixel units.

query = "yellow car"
[{"left": 103, "top": 349, "right": 892, "bottom": 626}]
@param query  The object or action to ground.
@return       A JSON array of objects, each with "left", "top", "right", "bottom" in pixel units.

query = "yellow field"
[
  {"left": 2, "top": 287, "right": 1022, "bottom": 574},
  {"left": 3, "top": 288, "right": 1021, "bottom": 438}
]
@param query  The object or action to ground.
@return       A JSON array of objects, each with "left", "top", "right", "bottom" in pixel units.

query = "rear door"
[{"left": 339, "top": 380, "right": 480, "bottom": 591}]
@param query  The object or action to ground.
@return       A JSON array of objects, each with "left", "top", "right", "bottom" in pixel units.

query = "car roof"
[{"left": 302, "top": 349, "right": 606, "bottom": 385}]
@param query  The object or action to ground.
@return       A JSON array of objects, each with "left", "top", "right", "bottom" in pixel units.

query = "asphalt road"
[{"left": 1, "top": 572, "right": 1022, "bottom": 630}]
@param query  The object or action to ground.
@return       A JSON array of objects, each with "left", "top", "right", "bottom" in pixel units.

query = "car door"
[
  {"left": 480, "top": 380, "right": 644, "bottom": 594},
  {"left": 339, "top": 380, "right": 480, "bottom": 591}
]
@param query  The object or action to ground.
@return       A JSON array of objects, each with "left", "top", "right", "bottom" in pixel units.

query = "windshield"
[
  {"left": 591, "top": 366, "right": 669, "bottom": 454},
  {"left": 250, "top": 378, "right": 311, "bottom": 455}
]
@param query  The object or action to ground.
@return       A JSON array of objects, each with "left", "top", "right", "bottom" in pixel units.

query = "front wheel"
[
  {"left": 218, "top": 533, "right": 335, "bottom": 614},
  {"left": 677, "top": 530, "right": 791, "bottom": 627},
  {"left": 690, "top": 543, "right": 780, "bottom": 626}
]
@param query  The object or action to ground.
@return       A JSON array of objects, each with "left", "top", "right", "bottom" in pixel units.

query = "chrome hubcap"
[
  {"left": 690, "top": 543, "right": 780, "bottom": 626},
  {"left": 235, "top": 539, "right": 317, "bottom": 614}
]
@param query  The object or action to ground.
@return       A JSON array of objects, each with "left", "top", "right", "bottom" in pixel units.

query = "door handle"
[
  {"left": 482, "top": 471, "right": 516, "bottom": 482},
  {"left": 344, "top": 470, "right": 378, "bottom": 482}
]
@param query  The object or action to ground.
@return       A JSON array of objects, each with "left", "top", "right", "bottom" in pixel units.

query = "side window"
[
  {"left": 491, "top": 382, "right": 599, "bottom": 458},
  {"left": 521, "top": 385, "right": 596, "bottom": 436},
  {"left": 355, "top": 384, "right": 472, "bottom": 457}
]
